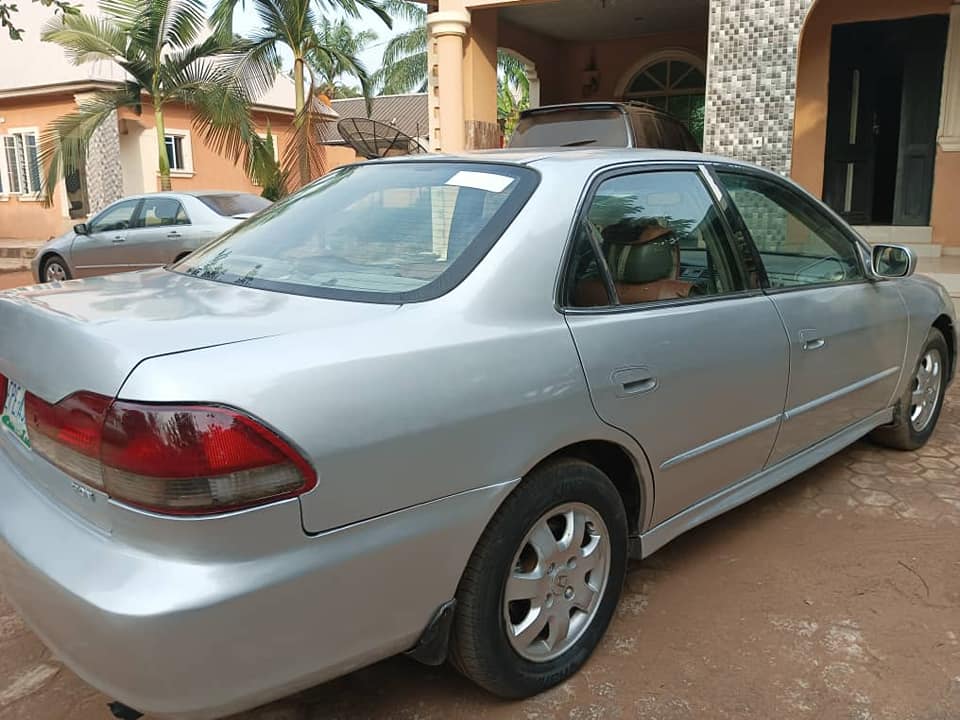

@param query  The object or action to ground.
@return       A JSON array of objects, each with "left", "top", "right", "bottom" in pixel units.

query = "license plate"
[{"left": 1, "top": 380, "right": 30, "bottom": 449}]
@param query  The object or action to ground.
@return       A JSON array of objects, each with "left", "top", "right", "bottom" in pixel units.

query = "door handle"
[
  {"left": 167, "top": 231, "right": 181, "bottom": 239},
  {"left": 112, "top": 236, "right": 125, "bottom": 243},
  {"left": 612, "top": 367, "right": 658, "bottom": 397},
  {"left": 799, "top": 329, "right": 826, "bottom": 351}
]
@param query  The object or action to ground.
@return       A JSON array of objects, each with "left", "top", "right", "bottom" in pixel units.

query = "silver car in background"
[
  {"left": 0, "top": 150, "right": 955, "bottom": 719},
  {"left": 31, "top": 191, "right": 272, "bottom": 283}
]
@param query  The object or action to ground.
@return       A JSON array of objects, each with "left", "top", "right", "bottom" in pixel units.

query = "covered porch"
[{"left": 425, "top": 0, "right": 709, "bottom": 153}]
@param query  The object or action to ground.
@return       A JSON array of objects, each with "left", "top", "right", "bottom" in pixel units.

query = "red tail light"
[
  {"left": 0, "top": 373, "right": 7, "bottom": 408},
  {"left": 24, "top": 392, "right": 316, "bottom": 515}
]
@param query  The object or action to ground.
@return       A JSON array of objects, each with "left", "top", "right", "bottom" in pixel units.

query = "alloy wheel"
[
  {"left": 910, "top": 348, "right": 943, "bottom": 433},
  {"left": 503, "top": 502, "right": 611, "bottom": 662},
  {"left": 44, "top": 262, "right": 67, "bottom": 282}
]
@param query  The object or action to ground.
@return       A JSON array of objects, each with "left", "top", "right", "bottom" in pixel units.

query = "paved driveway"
[{"left": 1, "top": 268, "right": 958, "bottom": 719}]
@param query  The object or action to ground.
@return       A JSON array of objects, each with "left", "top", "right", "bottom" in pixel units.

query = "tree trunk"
[
  {"left": 155, "top": 104, "right": 172, "bottom": 192},
  {"left": 293, "top": 57, "right": 310, "bottom": 188}
]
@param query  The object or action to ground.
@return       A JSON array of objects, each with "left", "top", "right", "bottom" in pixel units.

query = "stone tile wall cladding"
[
  {"left": 84, "top": 110, "right": 125, "bottom": 214},
  {"left": 704, "top": 0, "right": 815, "bottom": 175}
]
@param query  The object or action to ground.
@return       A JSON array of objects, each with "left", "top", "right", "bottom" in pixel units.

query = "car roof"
[
  {"left": 519, "top": 101, "right": 666, "bottom": 117},
  {"left": 114, "top": 190, "right": 260, "bottom": 202},
  {"left": 371, "top": 147, "right": 760, "bottom": 174}
]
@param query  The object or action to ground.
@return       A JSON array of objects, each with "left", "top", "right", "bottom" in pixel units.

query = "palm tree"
[
  {"left": 213, "top": 0, "right": 391, "bottom": 190},
  {"left": 309, "top": 16, "right": 377, "bottom": 100},
  {"left": 376, "top": 0, "right": 425, "bottom": 94},
  {"left": 40, "top": 0, "right": 263, "bottom": 198},
  {"left": 377, "top": 0, "right": 530, "bottom": 103}
]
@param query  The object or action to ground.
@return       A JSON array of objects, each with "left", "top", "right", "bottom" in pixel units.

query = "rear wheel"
[
  {"left": 40, "top": 254, "right": 71, "bottom": 282},
  {"left": 450, "top": 459, "right": 628, "bottom": 698},
  {"left": 871, "top": 327, "right": 949, "bottom": 450}
]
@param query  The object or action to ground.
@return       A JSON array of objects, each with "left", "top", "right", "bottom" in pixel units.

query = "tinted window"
[
  {"left": 718, "top": 171, "right": 864, "bottom": 288},
  {"left": 198, "top": 193, "right": 272, "bottom": 217},
  {"left": 568, "top": 171, "right": 746, "bottom": 307},
  {"left": 89, "top": 200, "right": 140, "bottom": 233},
  {"left": 510, "top": 109, "right": 629, "bottom": 148},
  {"left": 175, "top": 163, "right": 538, "bottom": 302},
  {"left": 137, "top": 197, "right": 190, "bottom": 227}
]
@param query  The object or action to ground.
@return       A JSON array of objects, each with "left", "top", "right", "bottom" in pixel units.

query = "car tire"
[
  {"left": 870, "top": 327, "right": 949, "bottom": 451},
  {"left": 40, "top": 254, "right": 71, "bottom": 283},
  {"left": 450, "top": 458, "right": 628, "bottom": 699}
]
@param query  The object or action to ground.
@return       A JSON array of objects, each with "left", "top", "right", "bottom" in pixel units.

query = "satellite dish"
[{"left": 337, "top": 117, "right": 428, "bottom": 160}]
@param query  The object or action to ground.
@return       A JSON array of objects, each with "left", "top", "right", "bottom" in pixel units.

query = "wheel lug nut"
[
  {"left": 567, "top": 558, "right": 576, "bottom": 569},
  {"left": 547, "top": 563, "right": 556, "bottom": 574},
  {"left": 564, "top": 587, "right": 575, "bottom": 600}
]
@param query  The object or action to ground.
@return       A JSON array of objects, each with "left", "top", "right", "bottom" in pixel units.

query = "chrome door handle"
[
  {"left": 799, "top": 329, "right": 825, "bottom": 351},
  {"left": 613, "top": 367, "right": 658, "bottom": 397}
]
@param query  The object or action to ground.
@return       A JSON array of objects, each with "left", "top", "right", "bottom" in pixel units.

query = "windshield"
[
  {"left": 509, "top": 109, "right": 629, "bottom": 148},
  {"left": 174, "top": 162, "right": 539, "bottom": 302},
  {"left": 198, "top": 193, "right": 273, "bottom": 217}
]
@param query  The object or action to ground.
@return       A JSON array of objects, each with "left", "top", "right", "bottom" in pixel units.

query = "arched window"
[{"left": 624, "top": 58, "right": 706, "bottom": 143}]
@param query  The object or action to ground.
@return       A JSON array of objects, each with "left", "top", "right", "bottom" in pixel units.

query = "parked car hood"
[{"left": 0, "top": 269, "right": 398, "bottom": 402}]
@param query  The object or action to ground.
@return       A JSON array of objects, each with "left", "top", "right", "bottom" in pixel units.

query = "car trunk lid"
[{"left": 0, "top": 269, "right": 397, "bottom": 403}]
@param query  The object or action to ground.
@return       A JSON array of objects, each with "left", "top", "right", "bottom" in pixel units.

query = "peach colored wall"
[
  {"left": 930, "top": 149, "right": 960, "bottom": 246},
  {"left": 562, "top": 31, "right": 708, "bottom": 102},
  {"left": 498, "top": 19, "right": 565, "bottom": 105},
  {"left": 792, "top": 0, "right": 955, "bottom": 242},
  {"left": 0, "top": 94, "right": 77, "bottom": 240},
  {"left": 497, "top": 19, "right": 707, "bottom": 106},
  {"left": 127, "top": 104, "right": 296, "bottom": 194},
  {"left": 324, "top": 145, "right": 360, "bottom": 171}
]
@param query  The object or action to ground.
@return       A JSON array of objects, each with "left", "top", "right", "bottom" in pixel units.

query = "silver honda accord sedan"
[
  {"left": 0, "top": 149, "right": 955, "bottom": 719},
  {"left": 30, "top": 190, "right": 272, "bottom": 283}
]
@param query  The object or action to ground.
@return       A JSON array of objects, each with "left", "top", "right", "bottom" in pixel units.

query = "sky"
[{"left": 232, "top": 5, "right": 416, "bottom": 80}]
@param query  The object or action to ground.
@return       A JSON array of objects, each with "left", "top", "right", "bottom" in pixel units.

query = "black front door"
[{"left": 823, "top": 16, "right": 948, "bottom": 227}]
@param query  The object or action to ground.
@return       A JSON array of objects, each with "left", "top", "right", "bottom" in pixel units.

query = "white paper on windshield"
[{"left": 445, "top": 170, "right": 515, "bottom": 193}]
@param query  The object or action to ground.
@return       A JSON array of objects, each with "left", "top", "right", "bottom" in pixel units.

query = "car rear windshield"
[
  {"left": 174, "top": 162, "right": 539, "bottom": 302},
  {"left": 509, "top": 108, "right": 629, "bottom": 148},
  {"left": 197, "top": 193, "right": 272, "bottom": 217}
]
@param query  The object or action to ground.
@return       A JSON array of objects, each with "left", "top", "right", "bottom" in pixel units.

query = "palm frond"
[
  {"left": 167, "top": 62, "right": 257, "bottom": 172},
  {"left": 38, "top": 86, "right": 140, "bottom": 205},
  {"left": 381, "top": 0, "right": 424, "bottom": 25},
  {"left": 41, "top": 11, "right": 127, "bottom": 64},
  {"left": 209, "top": 0, "right": 241, "bottom": 35},
  {"left": 317, "top": 0, "right": 392, "bottom": 28},
  {"left": 158, "top": 0, "right": 206, "bottom": 49}
]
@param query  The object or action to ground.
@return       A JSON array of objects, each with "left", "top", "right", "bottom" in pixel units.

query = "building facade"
[
  {"left": 0, "top": 1, "right": 316, "bottom": 241},
  {"left": 428, "top": 0, "right": 960, "bottom": 255}
]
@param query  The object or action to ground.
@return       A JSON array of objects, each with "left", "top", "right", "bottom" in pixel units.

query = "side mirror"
[
  {"left": 73, "top": 223, "right": 89, "bottom": 236},
  {"left": 872, "top": 244, "right": 917, "bottom": 279}
]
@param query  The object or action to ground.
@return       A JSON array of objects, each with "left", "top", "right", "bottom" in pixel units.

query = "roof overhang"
[{"left": 0, "top": 80, "right": 122, "bottom": 101}]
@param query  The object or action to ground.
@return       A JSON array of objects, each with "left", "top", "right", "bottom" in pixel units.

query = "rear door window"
[
  {"left": 510, "top": 109, "right": 629, "bottom": 148},
  {"left": 136, "top": 197, "right": 190, "bottom": 228},
  {"left": 565, "top": 169, "right": 749, "bottom": 307},
  {"left": 198, "top": 193, "right": 272, "bottom": 217}
]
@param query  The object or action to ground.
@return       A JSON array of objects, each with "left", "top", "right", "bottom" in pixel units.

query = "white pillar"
[
  {"left": 938, "top": 2, "right": 960, "bottom": 151},
  {"left": 427, "top": 10, "right": 471, "bottom": 153},
  {"left": 525, "top": 64, "right": 541, "bottom": 109}
]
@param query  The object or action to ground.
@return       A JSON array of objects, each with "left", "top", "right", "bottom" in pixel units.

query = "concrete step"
[
  {"left": 0, "top": 240, "right": 43, "bottom": 271},
  {"left": 906, "top": 243, "right": 942, "bottom": 258},
  {"left": 854, "top": 226, "right": 934, "bottom": 244}
]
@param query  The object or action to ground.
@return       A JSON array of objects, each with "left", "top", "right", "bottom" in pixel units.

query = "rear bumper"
[{"left": 0, "top": 437, "right": 514, "bottom": 719}]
